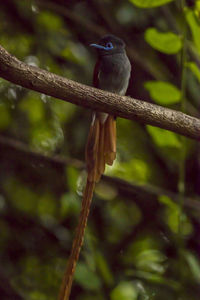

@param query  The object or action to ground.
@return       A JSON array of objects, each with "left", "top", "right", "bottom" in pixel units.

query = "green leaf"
[
  {"left": 96, "top": 252, "right": 114, "bottom": 286},
  {"left": 159, "top": 196, "right": 193, "bottom": 235},
  {"left": 144, "top": 28, "right": 182, "bottom": 54},
  {"left": 144, "top": 81, "right": 181, "bottom": 105},
  {"left": 30, "top": 122, "right": 63, "bottom": 154},
  {"left": 37, "top": 11, "right": 64, "bottom": 31},
  {"left": 111, "top": 281, "right": 138, "bottom": 300},
  {"left": 66, "top": 166, "right": 79, "bottom": 192},
  {"left": 129, "top": 0, "right": 174, "bottom": 8},
  {"left": 187, "top": 62, "right": 200, "bottom": 82},
  {"left": 146, "top": 126, "right": 181, "bottom": 148},
  {"left": 19, "top": 92, "right": 45, "bottom": 124},
  {"left": 185, "top": 8, "right": 200, "bottom": 54},
  {"left": 0, "top": 104, "right": 11, "bottom": 130},
  {"left": 109, "top": 158, "right": 150, "bottom": 183},
  {"left": 182, "top": 250, "right": 200, "bottom": 282},
  {"left": 75, "top": 262, "right": 101, "bottom": 290}
]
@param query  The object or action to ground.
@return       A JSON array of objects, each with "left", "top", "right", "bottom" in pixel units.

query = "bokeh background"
[{"left": 0, "top": 0, "right": 200, "bottom": 299}]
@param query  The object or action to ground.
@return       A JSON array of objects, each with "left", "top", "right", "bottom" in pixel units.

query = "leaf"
[
  {"left": 96, "top": 252, "right": 114, "bottom": 286},
  {"left": 182, "top": 250, "right": 200, "bottom": 282},
  {"left": 144, "top": 81, "right": 181, "bottom": 105},
  {"left": 159, "top": 196, "right": 193, "bottom": 235},
  {"left": 129, "top": 0, "right": 174, "bottom": 8},
  {"left": 75, "top": 262, "right": 101, "bottom": 290},
  {"left": 66, "top": 166, "right": 79, "bottom": 192},
  {"left": 135, "top": 249, "right": 166, "bottom": 274},
  {"left": 185, "top": 8, "right": 200, "bottom": 54},
  {"left": 144, "top": 28, "right": 182, "bottom": 54},
  {"left": 19, "top": 92, "right": 45, "bottom": 124},
  {"left": 146, "top": 126, "right": 181, "bottom": 148},
  {"left": 0, "top": 104, "right": 11, "bottom": 130},
  {"left": 187, "top": 62, "right": 200, "bottom": 82},
  {"left": 37, "top": 11, "right": 64, "bottom": 31},
  {"left": 111, "top": 158, "right": 150, "bottom": 183},
  {"left": 111, "top": 281, "right": 138, "bottom": 300}
]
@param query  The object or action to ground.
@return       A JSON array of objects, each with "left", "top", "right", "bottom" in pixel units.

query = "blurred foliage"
[
  {"left": 144, "top": 81, "right": 181, "bottom": 105},
  {"left": 144, "top": 28, "right": 182, "bottom": 54},
  {"left": 0, "top": 0, "right": 200, "bottom": 299}
]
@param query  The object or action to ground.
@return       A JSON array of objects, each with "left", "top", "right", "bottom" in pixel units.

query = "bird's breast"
[{"left": 98, "top": 53, "right": 131, "bottom": 96}]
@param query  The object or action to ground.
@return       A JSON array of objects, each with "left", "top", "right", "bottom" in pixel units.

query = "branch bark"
[{"left": 0, "top": 44, "right": 199, "bottom": 140}]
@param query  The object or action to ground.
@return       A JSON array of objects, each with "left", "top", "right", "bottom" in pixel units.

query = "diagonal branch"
[{"left": 0, "top": 44, "right": 199, "bottom": 140}]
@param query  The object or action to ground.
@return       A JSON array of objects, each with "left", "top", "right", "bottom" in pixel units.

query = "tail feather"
[
  {"left": 59, "top": 114, "right": 117, "bottom": 300},
  {"left": 104, "top": 116, "right": 116, "bottom": 166},
  {"left": 97, "top": 123, "right": 105, "bottom": 175},
  {"left": 85, "top": 118, "right": 100, "bottom": 182},
  {"left": 86, "top": 114, "right": 116, "bottom": 182},
  {"left": 58, "top": 180, "right": 95, "bottom": 300}
]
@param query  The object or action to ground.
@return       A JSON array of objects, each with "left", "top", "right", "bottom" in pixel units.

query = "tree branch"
[
  {"left": 0, "top": 134, "right": 199, "bottom": 212},
  {"left": 0, "top": 45, "right": 199, "bottom": 140}
]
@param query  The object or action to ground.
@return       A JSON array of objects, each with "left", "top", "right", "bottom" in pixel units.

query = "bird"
[{"left": 59, "top": 34, "right": 131, "bottom": 300}]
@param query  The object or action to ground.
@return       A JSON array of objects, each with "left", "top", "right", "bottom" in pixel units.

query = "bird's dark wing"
[{"left": 93, "top": 59, "right": 101, "bottom": 88}]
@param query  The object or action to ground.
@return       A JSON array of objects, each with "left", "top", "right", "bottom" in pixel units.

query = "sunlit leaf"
[
  {"left": 146, "top": 126, "right": 181, "bottom": 148},
  {"left": 124, "top": 236, "right": 160, "bottom": 265},
  {"left": 187, "top": 62, "right": 200, "bottom": 82},
  {"left": 107, "top": 158, "right": 150, "bottom": 183},
  {"left": 144, "top": 81, "right": 181, "bottom": 105},
  {"left": 129, "top": 0, "right": 174, "bottom": 8},
  {"left": 111, "top": 281, "right": 138, "bottom": 300},
  {"left": 127, "top": 270, "right": 180, "bottom": 290},
  {"left": 145, "top": 28, "right": 182, "bottom": 54},
  {"left": 185, "top": 8, "right": 200, "bottom": 54},
  {"left": 66, "top": 166, "right": 79, "bottom": 192},
  {"left": 125, "top": 236, "right": 166, "bottom": 274}
]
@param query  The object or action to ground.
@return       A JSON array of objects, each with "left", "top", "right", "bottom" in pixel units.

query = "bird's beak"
[{"left": 90, "top": 43, "right": 105, "bottom": 50}]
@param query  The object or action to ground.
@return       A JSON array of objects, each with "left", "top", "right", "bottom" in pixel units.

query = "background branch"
[
  {"left": 0, "top": 134, "right": 199, "bottom": 212},
  {"left": 0, "top": 45, "right": 199, "bottom": 140}
]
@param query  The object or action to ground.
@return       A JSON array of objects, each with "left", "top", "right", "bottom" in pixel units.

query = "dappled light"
[{"left": 0, "top": 1, "right": 200, "bottom": 300}]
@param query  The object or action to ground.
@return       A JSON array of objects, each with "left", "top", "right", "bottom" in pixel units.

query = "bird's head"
[{"left": 90, "top": 34, "right": 125, "bottom": 56}]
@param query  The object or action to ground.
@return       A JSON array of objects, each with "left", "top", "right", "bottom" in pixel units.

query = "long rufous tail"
[
  {"left": 58, "top": 114, "right": 116, "bottom": 300},
  {"left": 86, "top": 114, "right": 116, "bottom": 182}
]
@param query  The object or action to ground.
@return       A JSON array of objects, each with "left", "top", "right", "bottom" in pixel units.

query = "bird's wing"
[{"left": 93, "top": 59, "right": 100, "bottom": 88}]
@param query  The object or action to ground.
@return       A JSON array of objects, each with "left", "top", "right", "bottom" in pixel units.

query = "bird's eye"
[{"left": 105, "top": 42, "right": 113, "bottom": 49}]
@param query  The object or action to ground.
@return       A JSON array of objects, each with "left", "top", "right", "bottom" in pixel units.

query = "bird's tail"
[
  {"left": 58, "top": 114, "right": 116, "bottom": 300},
  {"left": 58, "top": 179, "right": 95, "bottom": 300},
  {"left": 86, "top": 114, "right": 116, "bottom": 182}
]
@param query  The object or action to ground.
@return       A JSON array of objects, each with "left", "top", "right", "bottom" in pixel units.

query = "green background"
[{"left": 0, "top": 0, "right": 200, "bottom": 299}]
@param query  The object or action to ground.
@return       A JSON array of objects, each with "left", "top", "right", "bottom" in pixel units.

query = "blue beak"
[{"left": 90, "top": 43, "right": 105, "bottom": 50}]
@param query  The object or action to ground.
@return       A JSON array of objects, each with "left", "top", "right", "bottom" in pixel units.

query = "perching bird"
[{"left": 59, "top": 34, "right": 131, "bottom": 300}]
